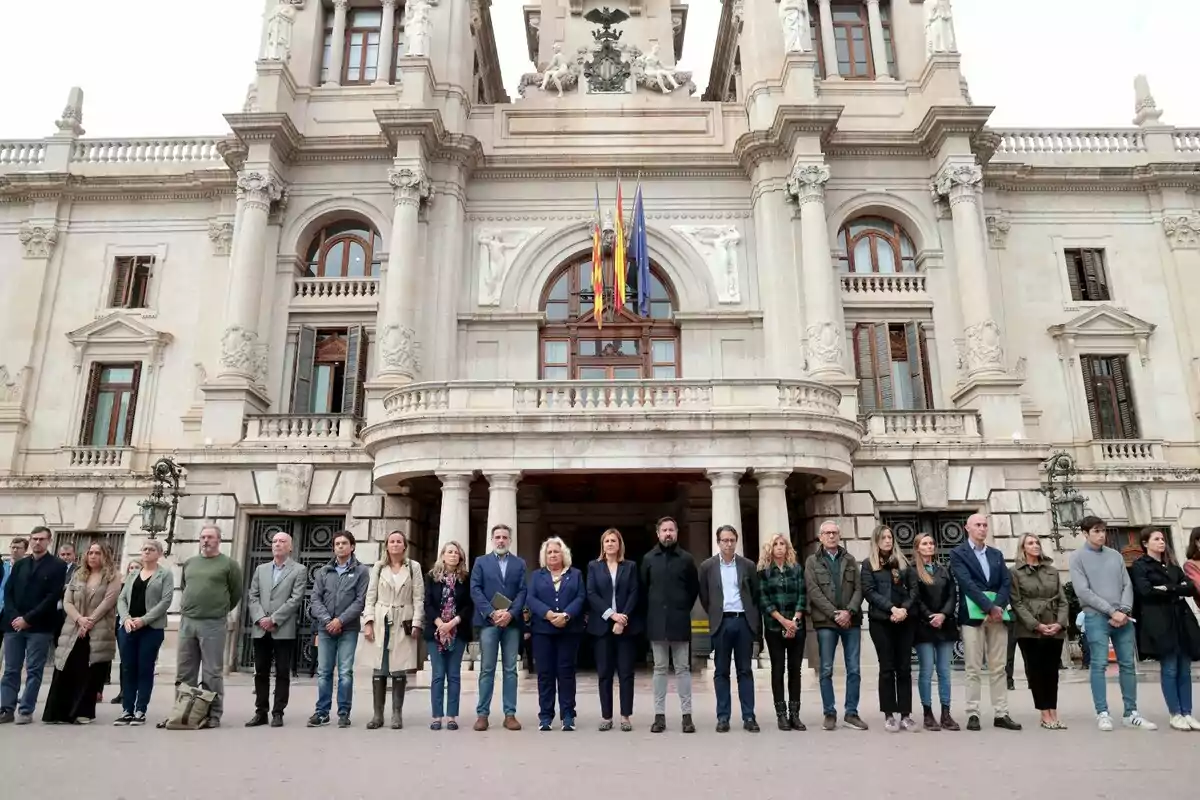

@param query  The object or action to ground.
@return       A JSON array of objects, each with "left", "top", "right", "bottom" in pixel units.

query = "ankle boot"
[
  {"left": 391, "top": 676, "right": 406, "bottom": 730},
  {"left": 923, "top": 705, "right": 940, "bottom": 731},
  {"left": 787, "top": 701, "right": 805, "bottom": 731},
  {"left": 774, "top": 701, "right": 789, "bottom": 731},
  {"left": 940, "top": 707, "right": 960, "bottom": 731},
  {"left": 366, "top": 677, "right": 387, "bottom": 730}
]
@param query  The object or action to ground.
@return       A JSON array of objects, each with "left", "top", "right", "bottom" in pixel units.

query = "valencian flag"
[
  {"left": 613, "top": 176, "right": 627, "bottom": 314},
  {"left": 631, "top": 180, "right": 650, "bottom": 316},
  {"left": 591, "top": 180, "right": 604, "bottom": 328}
]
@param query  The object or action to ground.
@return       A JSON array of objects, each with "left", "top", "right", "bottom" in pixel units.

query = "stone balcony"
[
  {"left": 241, "top": 414, "right": 364, "bottom": 448},
  {"left": 363, "top": 379, "right": 862, "bottom": 484},
  {"left": 290, "top": 276, "right": 379, "bottom": 310},
  {"left": 1090, "top": 439, "right": 1166, "bottom": 466},
  {"left": 840, "top": 273, "right": 930, "bottom": 307},
  {"left": 57, "top": 446, "right": 134, "bottom": 471},
  {"left": 862, "top": 410, "right": 983, "bottom": 444}
]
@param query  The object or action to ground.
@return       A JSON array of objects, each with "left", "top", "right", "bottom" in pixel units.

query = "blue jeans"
[
  {"left": 1083, "top": 612, "right": 1138, "bottom": 716},
  {"left": 116, "top": 625, "right": 165, "bottom": 715},
  {"left": 315, "top": 630, "right": 359, "bottom": 718},
  {"left": 915, "top": 640, "right": 954, "bottom": 709},
  {"left": 430, "top": 637, "right": 466, "bottom": 718},
  {"left": 816, "top": 626, "right": 861, "bottom": 717},
  {"left": 1159, "top": 650, "right": 1194, "bottom": 716},
  {"left": 712, "top": 615, "right": 756, "bottom": 722},
  {"left": 1, "top": 631, "right": 53, "bottom": 716},
  {"left": 476, "top": 624, "right": 521, "bottom": 717}
]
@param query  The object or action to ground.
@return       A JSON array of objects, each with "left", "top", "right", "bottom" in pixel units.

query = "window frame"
[
  {"left": 815, "top": 1, "right": 896, "bottom": 80},
  {"left": 853, "top": 321, "right": 934, "bottom": 411},
  {"left": 289, "top": 324, "right": 369, "bottom": 417},
  {"left": 304, "top": 220, "right": 383, "bottom": 278},
  {"left": 1064, "top": 247, "right": 1112, "bottom": 303},
  {"left": 1080, "top": 354, "right": 1140, "bottom": 440},
  {"left": 836, "top": 217, "right": 918, "bottom": 274},
  {"left": 98, "top": 244, "right": 168, "bottom": 318},
  {"left": 80, "top": 362, "right": 142, "bottom": 448},
  {"left": 342, "top": 8, "right": 384, "bottom": 85}
]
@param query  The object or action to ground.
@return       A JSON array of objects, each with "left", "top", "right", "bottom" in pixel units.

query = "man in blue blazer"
[
  {"left": 470, "top": 524, "right": 528, "bottom": 731},
  {"left": 949, "top": 513, "right": 1021, "bottom": 732}
]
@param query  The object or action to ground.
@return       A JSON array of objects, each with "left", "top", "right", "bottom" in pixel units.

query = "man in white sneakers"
[{"left": 1068, "top": 515, "right": 1157, "bottom": 732}]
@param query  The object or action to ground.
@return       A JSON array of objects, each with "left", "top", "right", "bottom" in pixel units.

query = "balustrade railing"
[
  {"left": 293, "top": 276, "right": 380, "bottom": 302},
  {"left": 242, "top": 415, "right": 363, "bottom": 446},
  {"left": 840, "top": 273, "right": 927, "bottom": 296},
  {"left": 72, "top": 137, "right": 224, "bottom": 164},
  {"left": 863, "top": 410, "right": 982, "bottom": 441},
  {"left": 994, "top": 129, "right": 1147, "bottom": 154},
  {"left": 62, "top": 446, "right": 132, "bottom": 469},
  {"left": 0, "top": 141, "right": 45, "bottom": 166},
  {"left": 1091, "top": 439, "right": 1164, "bottom": 464}
]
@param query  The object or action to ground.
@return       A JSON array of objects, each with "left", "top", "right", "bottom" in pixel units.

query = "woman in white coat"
[{"left": 363, "top": 531, "right": 424, "bottom": 730}]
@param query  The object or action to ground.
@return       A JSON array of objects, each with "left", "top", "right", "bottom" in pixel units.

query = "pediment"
[
  {"left": 1047, "top": 305, "right": 1155, "bottom": 340},
  {"left": 66, "top": 312, "right": 173, "bottom": 347}
]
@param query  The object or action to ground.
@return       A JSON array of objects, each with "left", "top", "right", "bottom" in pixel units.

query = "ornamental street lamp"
[
  {"left": 139, "top": 456, "right": 182, "bottom": 556},
  {"left": 1042, "top": 452, "right": 1087, "bottom": 551}
]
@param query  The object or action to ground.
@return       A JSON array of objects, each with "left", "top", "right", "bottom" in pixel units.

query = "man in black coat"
[
  {"left": 640, "top": 516, "right": 699, "bottom": 734},
  {"left": 1, "top": 527, "right": 68, "bottom": 725}
]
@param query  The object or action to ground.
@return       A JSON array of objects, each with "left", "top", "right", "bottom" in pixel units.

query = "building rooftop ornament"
[
  {"left": 1132, "top": 74, "right": 1163, "bottom": 126},
  {"left": 55, "top": 87, "right": 85, "bottom": 137},
  {"left": 583, "top": 7, "right": 632, "bottom": 94}
]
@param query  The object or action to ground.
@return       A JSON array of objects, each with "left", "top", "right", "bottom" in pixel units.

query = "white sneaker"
[
  {"left": 1123, "top": 711, "right": 1157, "bottom": 730},
  {"left": 1185, "top": 715, "right": 1200, "bottom": 731},
  {"left": 1170, "top": 715, "right": 1191, "bottom": 731},
  {"left": 1097, "top": 712, "right": 1114, "bottom": 731}
]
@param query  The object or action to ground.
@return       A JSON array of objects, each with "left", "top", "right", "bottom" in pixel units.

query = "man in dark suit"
[
  {"left": 698, "top": 525, "right": 761, "bottom": 733},
  {"left": 949, "top": 512, "right": 1021, "bottom": 732},
  {"left": 1, "top": 527, "right": 67, "bottom": 725},
  {"left": 641, "top": 516, "right": 699, "bottom": 734},
  {"left": 470, "top": 524, "right": 528, "bottom": 732},
  {"left": 245, "top": 531, "right": 309, "bottom": 728}
]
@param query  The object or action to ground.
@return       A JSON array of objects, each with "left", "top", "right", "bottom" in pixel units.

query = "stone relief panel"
[
  {"left": 18, "top": 223, "right": 59, "bottom": 259},
  {"left": 671, "top": 225, "right": 742, "bottom": 304},
  {"left": 276, "top": 464, "right": 315, "bottom": 513},
  {"left": 476, "top": 228, "right": 543, "bottom": 306}
]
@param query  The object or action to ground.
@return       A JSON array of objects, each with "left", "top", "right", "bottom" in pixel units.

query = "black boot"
[
  {"left": 391, "top": 676, "right": 406, "bottom": 729},
  {"left": 788, "top": 701, "right": 806, "bottom": 731},
  {"left": 366, "top": 677, "right": 387, "bottom": 730},
  {"left": 774, "top": 701, "right": 789, "bottom": 731}
]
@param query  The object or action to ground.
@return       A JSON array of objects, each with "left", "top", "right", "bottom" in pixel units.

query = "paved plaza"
[{"left": 1, "top": 668, "right": 1197, "bottom": 798}]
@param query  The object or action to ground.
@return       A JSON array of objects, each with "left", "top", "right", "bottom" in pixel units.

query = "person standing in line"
[
  {"left": 425, "top": 541, "right": 472, "bottom": 731},
  {"left": 245, "top": 532, "right": 307, "bottom": 728},
  {"left": 805, "top": 520, "right": 868, "bottom": 732},
  {"left": 470, "top": 524, "right": 528, "bottom": 732},
  {"left": 861, "top": 525, "right": 917, "bottom": 732},
  {"left": 1130, "top": 528, "right": 1200, "bottom": 731},
  {"left": 699, "top": 525, "right": 761, "bottom": 734},
  {"left": 1009, "top": 533, "right": 1069, "bottom": 730},
  {"left": 0, "top": 537, "right": 29, "bottom": 659},
  {"left": 1069, "top": 515, "right": 1157, "bottom": 732},
  {"left": 109, "top": 559, "right": 142, "bottom": 709},
  {"left": 528, "top": 537, "right": 585, "bottom": 731},
  {"left": 757, "top": 532, "right": 806, "bottom": 731},
  {"left": 949, "top": 513, "right": 1021, "bottom": 732},
  {"left": 52, "top": 543, "right": 77, "bottom": 647},
  {"left": 363, "top": 531, "right": 424, "bottom": 731},
  {"left": 1184, "top": 527, "right": 1200, "bottom": 606},
  {"left": 308, "top": 530, "right": 369, "bottom": 728},
  {"left": 113, "top": 541, "right": 172, "bottom": 726},
  {"left": 911, "top": 533, "right": 959, "bottom": 731},
  {"left": 640, "top": 516, "right": 700, "bottom": 734},
  {"left": 1, "top": 527, "right": 67, "bottom": 725},
  {"left": 586, "top": 528, "right": 640, "bottom": 732}
]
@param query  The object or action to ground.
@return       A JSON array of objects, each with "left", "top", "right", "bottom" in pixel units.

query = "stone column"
[
  {"left": 437, "top": 473, "right": 472, "bottom": 558},
  {"left": 864, "top": 0, "right": 892, "bottom": 80},
  {"left": 377, "top": 165, "right": 431, "bottom": 382},
  {"left": 816, "top": 0, "right": 841, "bottom": 80},
  {"left": 218, "top": 170, "right": 282, "bottom": 382},
  {"left": 485, "top": 472, "right": 521, "bottom": 555},
  {"left": 751, "top": 166, "right": 803, "bottom": 378},
  {"left": 376, "top": 0, "right": 398, "bottom": 85},
  {"left": 707, "top": 470, "right": 744, "bottom": 555},
  {"left": 756, "top": 471, "right": 791, "bottom": 545},
  {"left": 325, "top": 0, "right": 351, "bottom": 87},
  {"left": 788, "top": 160, "right": 846, "bottom": 379},
  {"left": 934, "top": 160, "right": 1005, "bottom": 378}
]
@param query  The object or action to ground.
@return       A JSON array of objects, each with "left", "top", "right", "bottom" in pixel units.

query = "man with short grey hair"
[
  {"left": 175, "top": 525, "right": 243, "bottom": 729},
  {"left": 246, "top": 532, "right": 307, "bottom": 728},
  {"left": 805, "top": 520, "right": 867, "bottom": 731}
]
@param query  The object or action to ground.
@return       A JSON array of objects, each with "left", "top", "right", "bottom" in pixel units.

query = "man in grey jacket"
[
  {"left": 1068, "top": 516, "right": 1157, "bottom": 732},
  {"left": 245, "top": 532, "right": 308, "bottom": 728},
  {"left": 307, "top": 530, "right": 369, "bottom": 728}
]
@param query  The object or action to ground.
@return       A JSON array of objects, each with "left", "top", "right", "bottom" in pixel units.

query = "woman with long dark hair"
[
  {"left": 911, "top": 533, "right": 959, "bottom": 731},
  {"left": 1183, "top": 527, "right": 1200, "bottom": 606},
  {"left": 861, "top": 525, "right": 916, "bottom": 732}
]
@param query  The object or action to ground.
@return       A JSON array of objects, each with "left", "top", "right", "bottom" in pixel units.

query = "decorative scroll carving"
[
  {"left": 388, "top": 166, "right": 432, "bottom": 207},
  {"left": 932, "top": 161, "right": 982, "bottom": 201},
  {"left": 276, "top": 464, "right": 314, "bottom": 513},
  {"left": 786, "top": 161, "right": 830, "bottom": 204},
  {"left": 236, "top": 171, "right": 284, "bottom": 210},
  {"left": 18, "top": 223, "right": 59, "bottom": 259}
]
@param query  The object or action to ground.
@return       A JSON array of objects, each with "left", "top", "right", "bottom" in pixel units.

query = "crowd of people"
[{"left": 2, "top": 513, "right": 1199, "bottom": 733}]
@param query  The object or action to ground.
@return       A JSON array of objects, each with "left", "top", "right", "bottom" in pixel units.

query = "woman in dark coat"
[
  {"left": 424, "top": 540, "right": 473, "bottom": 731},
  {"left": 1130, "top": 528, "right": 1200, "bottom": 731},
  {"left": 861, "top": 525, "right": 917, "bottom": 732},
  {"left": 910, "top": 532, "right": 960, "bottom": 731}
]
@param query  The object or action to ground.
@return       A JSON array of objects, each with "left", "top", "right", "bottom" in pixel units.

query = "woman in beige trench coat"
[{"left": 363, "top": 531, "right": 424, "bottom": 730}]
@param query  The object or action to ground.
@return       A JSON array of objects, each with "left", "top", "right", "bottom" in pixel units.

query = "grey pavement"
[{"left": 1, "top": 669, "right": 1198, "bottom": 799}]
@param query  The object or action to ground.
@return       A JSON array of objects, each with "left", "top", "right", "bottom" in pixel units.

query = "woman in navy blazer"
[
  {"left": 586, "top": 528, "right": 640, "bottom": 731},
  {"left": 527, "top": 537, "right": 586, "bottom": 731}
]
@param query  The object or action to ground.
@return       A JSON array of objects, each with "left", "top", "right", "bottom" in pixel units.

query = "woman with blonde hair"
[
  {"left": 911, "top": 533, "right": 959, "bottom": 731},
  {"left": 362, "top": 531, "right": 424, "bottom": 730},
  {"left": 1009, "top": 533, "right": 1069, "bottom": 729},
  {"left": 113, "top": 542, "right": 173, "bottom": 726},
  {"left": 861, "top": 525, "right": 917, "bottom": 732},
  {"left": 757, "top": 532, "right": 807, "bottom": 731},
  {"left": 586, "top": 528, "right": 640, "bottom": 731},
  {"left": 528, "top": 537, "right": 585, "bottom": 730},
  {"left": 424, "top": 540, "right": 472, "bottom": 730},
  {"left": 42, "top": 541, "right": 121, "bottom": 724}
]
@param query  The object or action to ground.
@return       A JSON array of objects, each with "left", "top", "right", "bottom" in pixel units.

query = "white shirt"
[{"left": 720, "top": 557, "right": 744, "bottom": 613}]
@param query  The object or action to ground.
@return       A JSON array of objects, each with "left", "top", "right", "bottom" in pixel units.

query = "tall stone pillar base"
[
  {"left": 951, "top": 376, "right": 1026, "bottom": 442},
  {"left": 199, "top": 381, "right": 270, "bottom": 445}
]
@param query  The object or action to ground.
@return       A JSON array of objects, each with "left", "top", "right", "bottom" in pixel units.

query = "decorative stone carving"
[
  {"left": 924, "top": 0, "right": 957, "bottom": 55},
  {"left": 1163, "top": 213, "right": 1200, "bottom": 250},
  {"left": 236, "top": 171, "right": 283, "bottom": 210},
  {"left": 388, "top": 166, "right": 432, "bottom": 207},
  {"left": 631, "top": 43, "right": 693, "bottom": 94},
  {"left": 0, "top": 365, "right": 26, "bottom": 405},
  {"left": 731, "top": 0, "right": 745, "bottom": 26},
  {"left": 477, "top": 228, "right": 543, "bottom": 306},
  {"left": 779, "top": 0, "right": 813, "bottom": 53},
  {"left": 468, "top": 0, "right": 482, "bottom": 31},
  {"left": 405, "top": 0, "right": 433, "bottom": 57},
  {"left": 672, "top": 225, "right": 742, "bottom": 304},
  {"left": 1132, "top": 74, "right": 1163, "bottom": 126},
  {"left": 805, "top": 322, "right": 844, "bottom": 372},
  {"left": 380, "top": 324, "right": 421, "bottom": 377},
  {"left": 262, "top": 2, "right": 297, "bottom": 62},
  {"left": 539, "top": 43, "right": 579, "bottom": 97},
  {"left": 219, "top": 325, "right": 268, "bottom": 384},
  {"left": 208, "top": 221, "right": 234, "bottom": 256},
  {"left": 932, "top": 161, "right": 982, "bottom": 203},
  {"left": 18, "top": 223, "right": 59, "bottom": 259},
  {"left": 276, "top": 464, "right": 314, "bottom": 513},
  {"left": 964, "top": 319, "right": 1005, "bottom": 374},
  {"left": 192, "top": 362, "right": 208, "bottom": 403},
  {"left": 583, "top": 7, "right": 632, "bottom": 94},
  {"left": 56, "top": 87, "right": 85, "bottom": 136},
  {"left": 913, "top": 459, "right": 950, "bottom": 509},
  {"left": 569, "top": 0, "right": 583, "bottom": 14},
  {"left": 786, "top": 162, "right": 830, "bottom": 203},
  {"left": 242, "top": 83, "right": 259, "bottom": 113},
  {"left": 985, "top": 213, "right": 1011, "bottom": 249}
]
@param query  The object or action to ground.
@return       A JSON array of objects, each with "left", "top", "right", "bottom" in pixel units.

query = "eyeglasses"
[{"left": 718, "top": 539, "right": 737, "bottom": 545}]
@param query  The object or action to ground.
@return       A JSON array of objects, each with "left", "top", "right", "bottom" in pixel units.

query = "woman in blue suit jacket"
[
  {"left": 527, "top": 537, "right": 586, "bottom": 731},
  {"left": 586, "top": 528, "right": 640, "bottom": 731}
]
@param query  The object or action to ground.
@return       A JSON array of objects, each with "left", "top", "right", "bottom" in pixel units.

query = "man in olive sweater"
[{"left": 176, "top": 524, "right": 243, "bottom": 728}]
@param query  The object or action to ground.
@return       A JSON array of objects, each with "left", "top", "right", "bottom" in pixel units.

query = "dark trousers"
[
  {"left": 712, "top": 614, "right": 756, "bottom": 722},
  {"left": 531, "top": 633, "right": 580, "bottom": 725},
  {"left": 869, "top": 620, "right": 914, "bottom": 716},
  {"left": 594, "top": 631, "right": 636, "bottom": 719},
  {"left": 763, "top": 627, "right": 805, "bottom": 706},
  {"left": 116, "top": 626, "right": 165, "bottom": 716},
  {"left": 253, "top": 634, "right": 295, "bottom": 714},
  {"left": 1017, "top": 637, "right": 1063, "bottom": 710},
  {"left": 1006, "top": 622, "right": 1017, "bottom": 682}
]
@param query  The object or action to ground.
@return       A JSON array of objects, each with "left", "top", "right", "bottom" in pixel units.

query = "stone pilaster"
[
  {"left": 788, "top": 159, "right": 846, "bottom": 379},
  {"left": 815, "top": 0, "right": 840, "bottom": 80},
  {"left": 376, "top": 0, "right": 399, "bottom": 86},
  {"left": 756, "top": 471, "right": 791, "bottom": 548},
  {"left": 864, "top": 0, "right": 891, "bottom": 80},
  {"left": 377, "top": 165, "right": 432, "bottom": 382},
  {"left": 325, "top": 0, "right": 350, "bottom": 86}
]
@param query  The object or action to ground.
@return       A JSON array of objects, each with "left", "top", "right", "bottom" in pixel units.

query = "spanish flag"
[
  {"left": 591, "top": 181, "right": 604, "bottom": 328},
  {"left": 613, "top": 177, "right": 626, "bottom": 315}
]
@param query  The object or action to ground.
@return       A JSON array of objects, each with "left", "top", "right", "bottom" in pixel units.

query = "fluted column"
[
  {"left": 864, "top": 0, "right": 892, "bottom": 80},
  {"left": 934, "top": 159, "right": 1005, "bottom": 378},
  {"left": 816, "top": 0, "right": 841, "bottom": 80},
  {"left": 485, "top": 472, "right": 521, "bottom": 556},
  {"left": 375, "top": 0, "right": 398, "bottom": 85},
  {"left": 707, "top": 470, "right": 744, "bottom": 555},
  {"left": 788, "top": 160, "right": 846, "bottom": 378},
  {"left": 437, "top": 473, "right": 472, "bottom": 558},
  {"left": 325, "top": 0, "right": 350, "bottom": 87},
  {"left": 219, "top": 171, "right": 282, "bottom": 382},
  {"left": 756, "top": 471, "right": 791, "bottom": 545},
  {"left": 377, "top": 165, "right": 431, "bottom": 382}
]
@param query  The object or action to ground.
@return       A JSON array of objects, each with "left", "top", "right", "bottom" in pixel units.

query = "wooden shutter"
[
  {"left": 129, "top": 257, "right": 153, "bottom": 308},
  {"left": 342, "top": 325, "right": 369, "bottom": 417},
  {"left": 79, "top": 363, "right": 103, "bottom": 445},
  {"left": 854, "top": 324, "right": 877, "bottom": 411},
  {"left": 1079, "top": 356, "right": 1103, "bottom": 439},
  {"left": 1111, "top": 356, "right": 1139, "bottom": 439},
  {"left": 904, "top": 322, "right": 928, "bottom": 410},
  {"left": 1064, "top": 250, "right": 1083, "bottom": 302},
  {"left": 1080, "top": 249, "right": 1107, "bottom": 301},
  {"left": 122, "top": 362, "right": 143, "bottom": 446},
  {"left": 110, "top": 258, "right": 132, "bottom": 307},
  {"left": 291, "top": 326, "right": 317, "bottom": 413},
  {"left": 873, "top": 322, "right": 894, "bottom": 409}
]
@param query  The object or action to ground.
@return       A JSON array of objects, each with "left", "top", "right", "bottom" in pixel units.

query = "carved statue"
[
  {"left": 637, "top": 43, "right": 680, "bottom": 93},
  {"left": 924, "top": 0, "right": 957, "bottom": 55},
  {"left": 673, "top": 225, "right": 742, "bottom": 303},
  {"left": 406, "top": 0, "right": 433, "bottom": 57},
  {"left": 477, "top": 229, "right": 535, "bottom": 306},
  {"left": 262, "top": 3, "right": 297, "bottom": 62},
  {"left": 219, "top": 325, "right": 267, "bottom": 384},
  {"left": 541, "top": 43, "right": 575, "bottom": 97},
  {"left": 380, "top": 324, "right": 420, "bottom": 376},
  {"left": 779, "top": 0, "right": 812, "bottom": 53}
]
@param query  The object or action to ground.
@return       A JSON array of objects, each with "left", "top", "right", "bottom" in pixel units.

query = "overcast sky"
[{"left": 0, "top": 0, "right": 1194, "bottom": 138}]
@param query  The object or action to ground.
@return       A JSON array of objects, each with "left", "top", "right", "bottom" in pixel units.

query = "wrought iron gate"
[{"left": 236, "top": 516, "right": 344, "bottom": 675}]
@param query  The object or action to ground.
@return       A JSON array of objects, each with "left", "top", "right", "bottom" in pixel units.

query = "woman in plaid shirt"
[{"left": 758, "top": 533, "right": 807, "bottom": 731}]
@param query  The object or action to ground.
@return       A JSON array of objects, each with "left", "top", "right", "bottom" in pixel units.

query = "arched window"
[
  {"left": 539, "top": 255, "right": 679, "bottom": 380},
  {"left": 305, "top": 220, "right": 383, "bottom": 278},
  {"left": 836, "top": 216, "right": 917, "bottom": 273}
]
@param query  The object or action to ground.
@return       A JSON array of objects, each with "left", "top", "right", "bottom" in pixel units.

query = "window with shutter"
[
  {"left": 855, "top": 321, "right": 934, "bottom": 411},
  {"left": 1064, "top": 248, "right": 1111, "bottom": 302},
  {"left": 109, "top": 256, "right": 154, "bottom": 308},
  {"left": 291, "top": 326, "right": 318, "bottom": 413},
  {"left": 1080, "top": 354, "right": 1138, "bottom": 439},
  {"left": 904, "top": 322, "right": 929, "bottom": 409},
  {"left": 854, "top": 324, "right": 878, "bottom": 411},
  {"left": 1110, "top": 356, "right": 1139, "bottom": 438},
  {"left": 341, "top": 325, "right": 369, "bottom": 418},
  {"left": 78, "top": 364, "right": 103, "bottom": 446}
]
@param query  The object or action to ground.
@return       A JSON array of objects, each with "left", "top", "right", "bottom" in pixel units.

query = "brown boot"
[
  {"left": 365, "top": 677, "right": 387, "bottom": 730},
  {"left": 473, "top": 716, "right": 489, "bottom": 731},
  {"left": 940, "top": 707, "right": 960, "bottom": 731},
  {"left": 503, "top": 715, "right": 522, "bottom": 731},
  {"left": 923, "top": 706, "right": 941, "bottom": 731}
]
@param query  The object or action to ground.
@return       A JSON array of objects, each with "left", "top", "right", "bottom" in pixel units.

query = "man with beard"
[
  {"left": 641, "top": 516, "right": 700, "bottom": 733},
  {"left": 470, "top": 524, "right": 528, "bottom": 731}
]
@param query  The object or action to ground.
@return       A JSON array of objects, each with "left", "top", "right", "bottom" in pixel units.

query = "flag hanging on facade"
[
  {"left": 631, "top": 181, "right": 650, "bottom": 317},
  {"left": 591, "top": 180, "right": 604, "bottom": 328},
  {"left": 613, "top": 177, "right": 627, "bottom": 315}
]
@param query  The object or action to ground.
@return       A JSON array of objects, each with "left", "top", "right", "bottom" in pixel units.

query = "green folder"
[{"left": 965, "top": 591, "right": 1011, "bottom": 621}]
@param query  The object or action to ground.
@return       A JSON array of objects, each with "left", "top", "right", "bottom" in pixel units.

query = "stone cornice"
[
  {"left": 733, "top": 105, "right": 843, "bottom": 172},
  {"left": 374, "top": 108, "right": 485, "bottom": 170},
  {"left": 223, "top": 112, "right": 303, "bottom": 163},
  {"left": 472, "top": 163, "right": 744, "bottom": 180},
  {"left": 0, "top": 169, "right": 235, "bottom": 203},
  {"left": 822, "top": 105, "right": 995, "bottom": 160},
  {"left": 984, "top": 161, "right": 1200, "bottom": 192}
]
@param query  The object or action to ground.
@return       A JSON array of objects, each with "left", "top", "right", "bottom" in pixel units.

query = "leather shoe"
[
  {"left": 245, "top": 713, "right": 269, "bottom": 728},
  {"left": 966, "top": 715, "right": 981, "bottom": 731},
  {"left": 993, "top": 715, "right": 1022, "bottom": 731},
  {"left": 650, "top": 714, "right": 666, "bottom": 733},
  {"left": 503, "top": 715, "right": 522, "bottom": 731},
  {"left": 473, "top": 716, "right": 489, "bottom": 731},
  {"left": 681, "top": 714, "right": 696, "bottom": 734},
  {"left": 270, "top": 712, "right": 283, "bottom": 728},
  {"left": 716, "top": 719, "right": 731, "bottom": 733},
  {"left": 743, "top": 718, "right": 760, "bottom": 733}
]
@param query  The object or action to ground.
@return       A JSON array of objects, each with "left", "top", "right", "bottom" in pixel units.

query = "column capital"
[
  {"left": 754, "top": 470, "right": 790, "bottom": 490},
  {"left": 236, "top": 170, "right": 284, "bottom": 210},
  {"left": 389, "top": 166, "right": 433, "bottom": 207},
  {"left": 17, "top": 222, "right": 60, "bottom": 260},
  {"left": 786, "top": 160, "right": 830, "bottom": 204},
  {"left": 932, "top": 159, "right": 982, "bottom": 204},
  {"left": 436, "top": 472, "right": 473, "bottom": 490},
  {"left": 706, "top": 469, "right": 744, "bottom": 488},
  {"left": 486, "top": 472, "right": 522, "bottom": 490}
]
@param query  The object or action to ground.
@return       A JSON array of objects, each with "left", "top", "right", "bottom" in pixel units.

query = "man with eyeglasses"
[{"left": 1, "top": 527, "right": 68, "bottom": 724}]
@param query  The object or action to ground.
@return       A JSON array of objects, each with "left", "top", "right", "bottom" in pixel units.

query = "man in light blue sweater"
[{"left": 1068, "top": 516, "right": 1156, "bottom": 732}]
